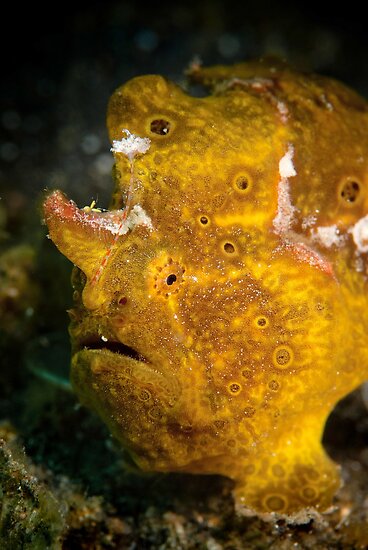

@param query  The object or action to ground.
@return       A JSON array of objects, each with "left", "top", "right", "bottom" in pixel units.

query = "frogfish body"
[{"left": 43, "top": 60, "right": 368, "bottom": 521}]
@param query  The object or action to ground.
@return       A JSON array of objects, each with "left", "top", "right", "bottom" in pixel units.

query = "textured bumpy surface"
[{"left": 43, "top": 59, "right": 368, "bottom": 521}]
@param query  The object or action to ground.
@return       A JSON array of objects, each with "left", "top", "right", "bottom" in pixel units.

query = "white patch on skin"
[
  {"left": 126, "top": 204, "right": 153, "bottom": 232},
  {"left": 249, "top": 77, "right": 274, "bottom": 91},
  {"left": 106, "top": 205, "right": 153, "bottom": 236},
  {"left": 271, "top": 148, "right": 336, "bottom": 277},
  {"left": 302, "top": 215, "right": 317, "bottom": 230},
  {"left": 279, "top": 145, "right": 297, "bottom": 179},
  {"left": 319, "top": 93, "right": 333, "bottom": 111},
  {"left": 354, "top": 254, "right": 365, "bottom": 272},
  {"left": 273, "top": 179, "right": 295, "bottom": 234},
  {"left": 110, "top": 129, "right": 151, "bottom": 160},
  {"left": 351, "top": 215, "right": 368, "bottom": 253},
  {"left": 276, "top": 100, "right": 289, "bottom": 124},
  {"left": 273, "top": 145, "right": 297, "bottom": 235},
  {"left": 312, "top": 225, "right": 344, "bottom": 248},
  {"left": 288, "top": 242, "right": 334, "bottom": 276},
  {"left": 79, "top": 204, "right": 153, "bottom": 236}
]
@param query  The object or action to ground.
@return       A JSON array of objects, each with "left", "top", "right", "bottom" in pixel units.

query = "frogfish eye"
[{"left": 150, "top": 119, "right": 171, "bottom": 135}]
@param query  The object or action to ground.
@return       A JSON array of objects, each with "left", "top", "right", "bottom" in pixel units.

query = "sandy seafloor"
[{"left": 1, "top": 1, "right": 368, "bottom": 548}]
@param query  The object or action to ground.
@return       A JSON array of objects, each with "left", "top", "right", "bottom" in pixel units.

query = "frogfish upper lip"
[{"left": 75, "top": 335, "right": 149, "bottom": 363}]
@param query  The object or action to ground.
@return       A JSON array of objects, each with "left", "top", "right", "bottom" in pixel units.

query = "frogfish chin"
[{"left": 43, "top": 59, "right": 368, "bottom": 522}]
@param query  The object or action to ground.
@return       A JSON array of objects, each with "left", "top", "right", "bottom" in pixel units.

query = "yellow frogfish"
[{"left": 43, "top": 59, "right": 368, "bottom": 522}]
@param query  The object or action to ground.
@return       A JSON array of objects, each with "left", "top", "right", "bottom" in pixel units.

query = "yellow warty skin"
[{"left": 43, "top": 60, "right": 368, "bottom": 521}]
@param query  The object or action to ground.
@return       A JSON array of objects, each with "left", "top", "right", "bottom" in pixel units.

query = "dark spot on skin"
[
  {"left": 118, "top": 296, "right": 127, "bottom": 306},
  {"left": 200, "top": 216, "right": 208, "bottom": 225},
  {"left": 166, "top": 274, "right": 177, "bottom": 285},
  {"left": 256, "top": 316, "right": 268, "bottom": 327},
  {"left": 224, "top": 242, "right": 235, "bottom": 254},
  {"left": 228, "top": 382, "right": 242, "bottom": 394},
  {"left": 235, "top": 175, "right": 249, "bottom": 190},
  {"left": 340, "top": 179, "right": 360, "bottom": 203}
]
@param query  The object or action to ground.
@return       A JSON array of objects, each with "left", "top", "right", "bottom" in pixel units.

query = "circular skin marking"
[
  {"left": 233, "top": 174, "right": 252, "bottom": 193},
  {"left": 268, "top": 380, "right": 280, "bottom": 391},
  {"left": 272, "top": 345, "right": 294, "bottom": 369},
  {"left": 264, "top": 494, "right": 287, "bottom": 512},
  {"left": 138, "top": 389, "right": 152, "bottom": 402},
  {"left": 338, "top": 177, "right": 362, "bottom": 206},
  {"left": 223, "top": 242, "right": 236, "bottom": 254},
  {"left": 227, "top": 382, "right": 242, "bottom": 395},
  {"left": 255, "top": 315, "right": 269, "bottom": 329},
  {"left": 301, "top": 486, "right": 317, "bottom": 501}
]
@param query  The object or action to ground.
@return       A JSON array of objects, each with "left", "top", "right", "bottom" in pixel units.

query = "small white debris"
[
  {"left": 249, "top": 77, "right": 273, "bottom": 91},
  {"left": 319, "top": 93, "right": 334, "bottom": 111},
  {"left": 276, "top": 100, "right": 289, "bottom": 124},
  {"left": 312, "top": 224, "right": 344, "bottom": 248},
  {"left": 302, "top": 215, "right": 317, "bottom": 230},
  {"left": 279, "top": 145, "right": 296, "bottom": 179},
  {"left": 101, "top": 335, "right": 108, "bottom": 342},
  {"left": 354, "top": 254, "right": 365, "bottom": 272},
  {"left": 110, "top": 129, "right": 151, "bottom": 160},
  {"left": 351, "top": 215, "right": 368, "bottom": 253}
]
